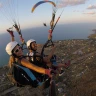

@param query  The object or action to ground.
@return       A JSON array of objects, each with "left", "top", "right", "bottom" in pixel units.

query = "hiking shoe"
[{"left": 59, "top": 70, "right": 64, "bottom": 76}]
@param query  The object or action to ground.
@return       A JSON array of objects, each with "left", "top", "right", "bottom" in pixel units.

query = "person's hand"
[
  {"left": 7, "top": 29, "right": 14, "bottom": 37},
  {"left": 13, "top": 24, "right": 21, "bottom": 34},
  {"left": 45, "top": 69, "right": 57, "bottom": 77},
  {"left": 51, "top": 45, "right": 56, "bottom": 50},
  {"left": 64, "top": 60, "right": 71, "bottom": 68}
]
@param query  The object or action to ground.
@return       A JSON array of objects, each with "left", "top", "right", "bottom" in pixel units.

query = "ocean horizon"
[{"left": 0, "top": 23, "right": 96, "bottom": 67}]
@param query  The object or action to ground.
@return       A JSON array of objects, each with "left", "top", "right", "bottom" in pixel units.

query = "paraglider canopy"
[{"left": 31, "top": 1, "right": 56, "bottom": 12}]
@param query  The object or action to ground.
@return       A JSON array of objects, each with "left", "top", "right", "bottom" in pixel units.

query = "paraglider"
[{"left": 2, "top": 1, "right": 71, "bottom": 96}]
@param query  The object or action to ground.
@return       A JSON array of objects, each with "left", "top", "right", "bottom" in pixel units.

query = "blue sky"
[{"left": 0, "top": 0, "right": 96, "bottom": 33}]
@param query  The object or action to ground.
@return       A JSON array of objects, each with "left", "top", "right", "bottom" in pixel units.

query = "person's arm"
[
  {"left": 7, "top": 29, "right": 15, "bottom": 41},
  {"left": 47, "top": 45, "right": 56, "bottom": 60},
  {"left": 20, "top": 58, "right": 53, "bottom": 77},
  {"left": 11, "top": 37, "right": 14, "bottom": 41},
  {"left": 57, "top": 60, "right": 71, "bottom": 68},
  {"left": 13, "top": 24, "right": 25, "bottom": 45}
]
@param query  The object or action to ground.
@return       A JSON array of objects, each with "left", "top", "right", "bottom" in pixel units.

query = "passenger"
[{"left": 26, "top": 39, "right": 70, "bottom": 73}]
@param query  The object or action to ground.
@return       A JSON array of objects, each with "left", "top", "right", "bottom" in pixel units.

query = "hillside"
[{"left": 0, "top": 39, "right": 96, "bottom": 96}]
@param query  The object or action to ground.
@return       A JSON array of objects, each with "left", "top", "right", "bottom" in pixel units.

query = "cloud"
[
  {"left": 83, "top": 11, "right": 96, "bottom": 15},
  {"left": 57, "top": 0, "right": 89, "bottom": 8},
  {"left": 87, "top": 4, "right": 96, "bottom": 9},
  {"left": 68, "top": 0, "right": 88, "bottom": 5}
]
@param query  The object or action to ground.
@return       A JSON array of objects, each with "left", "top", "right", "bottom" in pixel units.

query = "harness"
[
  {"left": 27, "top": 51, "right": 44, "bottom": 67},
  {"left": 7, "top": 59, "right": 43, "bottom": 87},
  {"left": 50, "top": 55, "right": 57, "bottom": 66},
  {"left": 27, "top": 51, "right": 49, "bottom": 82}
]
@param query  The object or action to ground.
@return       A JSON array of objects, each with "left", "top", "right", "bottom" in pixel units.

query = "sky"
[{"left": 0, "top": 0, "right": 96, "bottom": 34}]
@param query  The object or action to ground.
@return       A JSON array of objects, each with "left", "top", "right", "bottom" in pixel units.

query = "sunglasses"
[{"left": 14, "top": 46, "right": 21, "bottom": 53}]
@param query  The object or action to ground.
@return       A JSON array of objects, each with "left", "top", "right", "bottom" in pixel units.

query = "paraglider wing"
[{"left": 32, "top": 1, "right": 56, "bottom": 12}]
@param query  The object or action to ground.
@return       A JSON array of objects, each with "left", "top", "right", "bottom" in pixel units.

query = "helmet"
[
  {"left": 26, "top": 39, "right": 36, "bottom": 48},
  {"left": 5, "top": 41, "right": 18, "bottom": 55}
]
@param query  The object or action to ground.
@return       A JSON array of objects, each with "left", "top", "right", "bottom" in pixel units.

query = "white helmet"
[
  {"left": 5, "top": 41, "right": 18, "bottom": 55},
  {"left": 26, "top": 39, "right": 36, "bottom": 48}
]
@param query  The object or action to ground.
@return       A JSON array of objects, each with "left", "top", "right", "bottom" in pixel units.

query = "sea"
[{"left": 0, "top": 23, "right": 96, "bottom": 67}]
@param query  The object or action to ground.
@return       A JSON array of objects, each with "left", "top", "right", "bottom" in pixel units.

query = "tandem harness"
[{"left": 7, "top": 62, "right": 43, "bottom": 87}]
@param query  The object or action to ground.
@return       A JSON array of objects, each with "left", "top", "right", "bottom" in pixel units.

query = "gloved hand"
[
  {"left": 13, "top": 24, "right": 21, "bottom": 34},
  {"left": 64, "top": 60, "right": 70, "bottom": 68},
  {"left": 7, "top": 29, "right": 14, "bottom": 37},
  {"left": 45, "top": 69, "right": 57, "bottom": 77}
]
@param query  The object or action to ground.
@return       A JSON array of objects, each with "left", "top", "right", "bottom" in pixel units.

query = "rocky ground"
[{"left": 0, "top": 39, "right": 96, "bottom": 96}]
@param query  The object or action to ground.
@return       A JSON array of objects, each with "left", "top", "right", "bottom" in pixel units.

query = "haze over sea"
[{"left": 0, "top": 23, "right": 96, "bottom": 67}]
